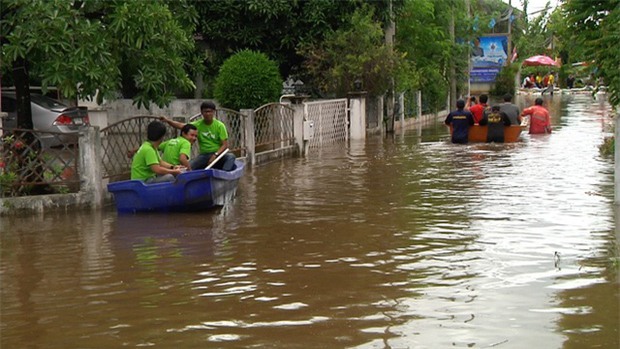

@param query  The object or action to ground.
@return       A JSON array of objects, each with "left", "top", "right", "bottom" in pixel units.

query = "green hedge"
[{"left": 214, "top": 50, "right": 282, "bottom": 110}]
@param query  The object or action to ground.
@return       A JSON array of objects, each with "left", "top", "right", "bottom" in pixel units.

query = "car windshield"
[{"left": 30, "top": 94, "right": 67, "bottom": 109}]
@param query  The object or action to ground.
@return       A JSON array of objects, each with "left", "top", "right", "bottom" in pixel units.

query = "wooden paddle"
[{"left": 205, "top": 148, "right": 230, "bottom": 169}]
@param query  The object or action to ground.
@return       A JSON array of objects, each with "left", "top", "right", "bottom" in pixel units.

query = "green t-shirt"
[
  {"left": 159, "top": 136, "right": 191, "bottom": 166},
  {"left": 130, "top": 141, "right": 160, "bottom": 181},
  {"left": 191, "top": 119, "right": 228, "bottom": 154}
]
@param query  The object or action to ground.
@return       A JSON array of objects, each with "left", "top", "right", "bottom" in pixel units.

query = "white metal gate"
[{"left": 304, "top": 99, "right": 348, "bottom": 149}]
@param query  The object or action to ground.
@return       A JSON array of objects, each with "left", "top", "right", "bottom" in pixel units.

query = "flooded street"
[{"left": 1, "top": 94, "right": 618, "bottom": 348}]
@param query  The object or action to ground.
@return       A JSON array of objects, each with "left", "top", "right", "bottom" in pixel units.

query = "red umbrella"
[{"left": 523, "top": 55, "right": 559, "bottom": 67}]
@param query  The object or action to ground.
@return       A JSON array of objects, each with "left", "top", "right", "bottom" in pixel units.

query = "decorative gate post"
[
  {"left": 281, "top": 95, "right": 309, "bottom": 157},
  {"left": 79, "top": 126, "right": 103, "bottom": 208},
  {"left": 348, "top": 92, "right": 367, "bottom": 140},
  {"left": 240, "top": 109, "right": 255, "bottom": 166}
]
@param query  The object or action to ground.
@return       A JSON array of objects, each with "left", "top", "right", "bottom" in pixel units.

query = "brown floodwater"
[{"left": 1, "top": 94, "right": 618, "bottom": 348}]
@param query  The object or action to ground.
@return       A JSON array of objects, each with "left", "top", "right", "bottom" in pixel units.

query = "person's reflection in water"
[{"left": 16, "top": 233, "right": 46, "bottom": 347}]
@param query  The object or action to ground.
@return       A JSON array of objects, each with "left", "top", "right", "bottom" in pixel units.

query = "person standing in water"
[
  {"left": 521, "top": 98, "right": 552, "bottom": 134},
  {"left": 479, "top": 105, "right": 511, "bottom": 142},
  {"left": 445, "top": 99, "right": 475, "bottom": 144}
]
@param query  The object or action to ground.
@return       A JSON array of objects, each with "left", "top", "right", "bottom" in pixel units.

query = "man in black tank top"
[{"left": 479, "top": 105, "right": 511, "bottom": 142}]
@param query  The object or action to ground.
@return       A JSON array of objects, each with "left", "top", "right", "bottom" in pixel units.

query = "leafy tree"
[
  {"left": 214, "top": 50, "right": 282, "bottom": 110},
  {"left": 298, "top": 6, "right": 402, "bottom": 98},
  {"left": 1, "top": 0, "right": 200, "bottom": 195},
  {"left": 396, "top": 0, "right": 469, "bottom": 112},
  {"left": 490, "top": 63, "right": 519, "bottom": 96},
  {"left": 1, "top": 0, "right": 199, "bottom": 130},
  {"left": 563, "top": 0, "right": 620, "bottom": 107},
  {"left": 192, "top": 0, "right": 404, "bottom": 95},
  {"left": 513, "top": 4, "right": 554, "bottom": 60}
]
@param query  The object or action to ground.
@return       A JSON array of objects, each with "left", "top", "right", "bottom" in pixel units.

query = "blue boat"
[{"left": 107, "top": 160, "right": 244, "bottom": 213}]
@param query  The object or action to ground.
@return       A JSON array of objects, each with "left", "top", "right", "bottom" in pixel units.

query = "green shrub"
[
  {"left": 490, "top": 63, "right": 519, "bottom": 97},
  {"left": 421, "top": 68, "right": 448, "bottom": 113},
  {"left": 214, "top": 50, "right": 282, "bottom": 110},
  {"left": 599, "top": 136, "right": 615, "bottom": 156}
]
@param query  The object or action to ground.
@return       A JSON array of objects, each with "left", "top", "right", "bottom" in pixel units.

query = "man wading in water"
[{"left": 445, "top": 99, "right": 475, "bottom": 144}]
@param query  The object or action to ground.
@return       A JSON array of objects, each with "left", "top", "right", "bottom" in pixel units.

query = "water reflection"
[{"left": 0, "top": 95, "right": 617, "bottom": 348}]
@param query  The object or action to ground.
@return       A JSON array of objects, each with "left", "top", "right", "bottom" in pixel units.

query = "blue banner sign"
[
  {"left": 470, "top": 68, "right": 501, "bottom": 83},
  {"left": 470, "top": 35, "right": 508, "bottom": 83}
]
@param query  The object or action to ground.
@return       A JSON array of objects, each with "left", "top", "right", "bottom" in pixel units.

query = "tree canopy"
[
  {"left": 563, "top": 0, "right": 619, "bottom": 106},
  {"left": 1, "top": 0, "right": 199, "bottom": 120},
  {"left": 298, "top": 6, "right": 403, "bottom": 98},
  {"left": 4, "top": 0, "right": 614, "bottom": 115},
  {"left": 193, "top": 0, "right": 403, "bottom": 86}
]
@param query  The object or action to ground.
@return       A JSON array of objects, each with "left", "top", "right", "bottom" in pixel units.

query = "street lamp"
[{"left": 354, "top": 79, "right": 362, "bottom": 91}]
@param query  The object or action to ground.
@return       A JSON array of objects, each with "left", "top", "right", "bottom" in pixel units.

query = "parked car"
[{"left": 0, "top": 92, "right": 90, "bottom": 147}]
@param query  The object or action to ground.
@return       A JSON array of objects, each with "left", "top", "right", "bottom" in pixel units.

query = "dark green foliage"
[
  {"left": 563, "top": 0, "right": 620, "bottom": 107},
  {"left": 421, "top": 68, "right": 448, "bottom": 113},
  {"left": 396, "top": 0, "right": 468, "bottom": 112},
  {"left": 214, "top": 50, "right": 282, "bottom": 110},
  {"left": 194, "top": 0, "right": 404, "bottom": 83},
  {"left": 490, "top": 63, "right": 518, "bottom": 97},
  {"left": 599, "top": 136, "right": 615, "bottom": 157},
  {"left": 1, "top": 0, "right": 199, "bottom": 110},
  {"left": 298, "top": 7, "right": 401, "bottom": 98}
]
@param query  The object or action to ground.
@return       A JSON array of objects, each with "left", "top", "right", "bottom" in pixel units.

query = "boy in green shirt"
[
  {"left": 158, "top": 123, "right": 198, "bottom": 170},
  {"left": 131, "top": 121, "right": 183, "bottom": 183},
  {"left": 161, "top": 101, "right": 236, "bottom": 170}
]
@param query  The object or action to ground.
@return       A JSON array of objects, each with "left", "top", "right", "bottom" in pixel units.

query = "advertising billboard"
[{"left": 470, "top": 35, "right": 508, "bottom": 83}]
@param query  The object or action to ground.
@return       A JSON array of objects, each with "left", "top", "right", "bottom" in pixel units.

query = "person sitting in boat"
[
  {"left": 522, "top": 74, "right": 535, "bottom": 89},
  {"left": 521, "top": 98, "right": 552, "bottom": 134},
  {"left": 159, "top": 123, "right": 198, "bottom": 170},
  {"left": 479, "top": 105, "right": 511, "bottom": 143},
  {"left": 161, "top": 101, "right": 236, "bottom": 171},
  {"left": 131, "top": 121, "right": 183, "bottom": 183},
  {"left": 445, "top": 99, "right": 474, "bottom": 144},
  {"left": 566, "top": 74, "right": 575, "bottom": 89},
  {"left": 499, "top": 94, "right": 522, "bottom": 125},
  {"left": 535, "top": 73, "right": 543, "bottom": 88},
  {"left": 469, "top": 94, "right": 488, "bottom": 124}
]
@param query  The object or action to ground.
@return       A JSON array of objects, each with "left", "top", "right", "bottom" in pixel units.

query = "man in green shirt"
[
  {"left": 131, "top": 121, "right": 183, "bottom": 183},
  {"left": 158, "top": 123, "right": 198, "bottom": 170},
  {"left": 161, "top": 101, "right": 236, "bottom": 171}
]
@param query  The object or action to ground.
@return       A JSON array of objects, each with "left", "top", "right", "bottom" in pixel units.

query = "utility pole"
[
  {"left": 385, "top": 0, "right": 395, "bottom": 133},
  {"left": 467, "top": 0, "right": 471, "bottom": 98},
  {"left": 449, "top": 5, "right": 456, "bottom": 110},
  {"left": 508, "top": 0, "right": 512, "bottom": 63}
]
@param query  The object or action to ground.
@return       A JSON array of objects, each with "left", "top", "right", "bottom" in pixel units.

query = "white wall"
[{"left": 83, "top": 99, "right": 218, "bottom": 127}]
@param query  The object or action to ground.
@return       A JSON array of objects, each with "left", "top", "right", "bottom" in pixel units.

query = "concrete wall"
[
  {"left": 393, "top": 110, "right": 449, "bottom": 132},
  {"left": 90, "top": 99, "right": 218, "bottom": 126},
  {"left": 471, "top": 82, "right": 493, "bottom": 95}
]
